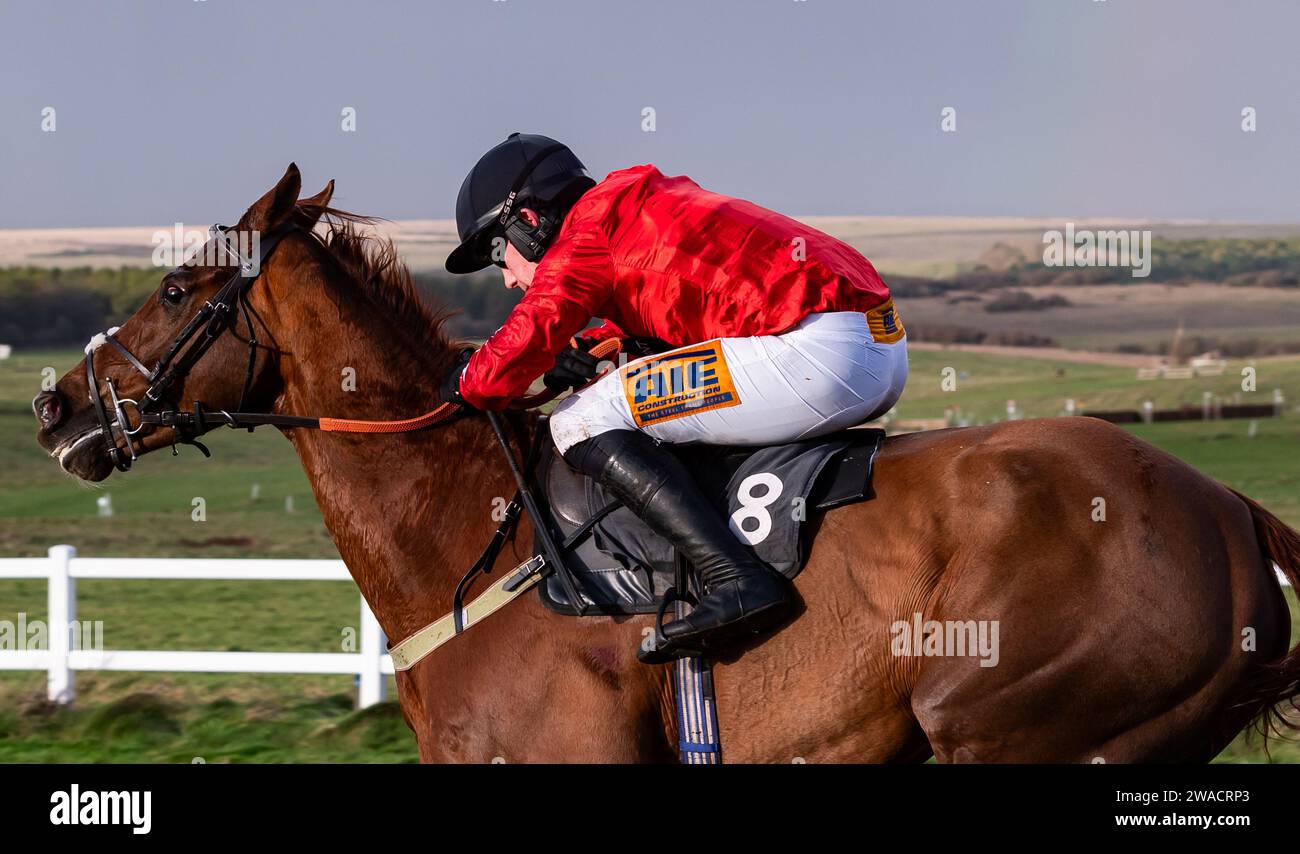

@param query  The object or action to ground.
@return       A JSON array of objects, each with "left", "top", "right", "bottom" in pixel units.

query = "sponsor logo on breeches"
[{"left": 621, "top": 340, "right": 741, "bottom": 427}]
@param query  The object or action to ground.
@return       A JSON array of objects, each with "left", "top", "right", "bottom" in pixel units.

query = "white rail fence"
[
  {"left": 0, "top": 546, "right": 393, "bottom": 708},
  {"left": 0, "top": 546, "right": 1292, "bottom": 712}
]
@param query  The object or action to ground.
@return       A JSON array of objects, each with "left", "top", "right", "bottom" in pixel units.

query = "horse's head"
[{"left": 33, "top": 163, "right": 335, "bottom": 481}]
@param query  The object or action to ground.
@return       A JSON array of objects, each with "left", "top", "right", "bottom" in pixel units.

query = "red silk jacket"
[{"left": 458, "top": 164, "right": 892, "bottom": 409}]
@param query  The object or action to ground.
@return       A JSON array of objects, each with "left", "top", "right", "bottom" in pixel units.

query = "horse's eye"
[{"left": 162, "top": 284, "right": 187, "bottom": 305}]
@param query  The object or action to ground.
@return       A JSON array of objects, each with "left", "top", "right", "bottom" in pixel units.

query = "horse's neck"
[{"left": 261, "top": 258, "right": 521, "bottom": 642}]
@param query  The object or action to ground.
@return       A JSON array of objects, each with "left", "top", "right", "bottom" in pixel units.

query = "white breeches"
[{"left": 549, "top": 311, "right": 908, "bottom": 453}]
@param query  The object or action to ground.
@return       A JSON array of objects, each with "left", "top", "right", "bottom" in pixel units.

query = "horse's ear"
[
  {"left": 299, "top": 180, "right": 335, "bottom": 210},
  {"left": 294, "top": 179, "right": 336, "bottom": 231},
  {"left": 239, "top": 163, "right": 302, "bottom": 231}
]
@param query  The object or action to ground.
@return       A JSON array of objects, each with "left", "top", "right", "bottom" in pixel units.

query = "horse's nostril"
[{"left": 33, "top": 392, "right": 63, "bottom": 429}]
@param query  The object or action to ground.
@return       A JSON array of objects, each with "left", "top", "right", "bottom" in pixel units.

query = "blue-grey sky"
[{"left": 1, "top": 0, "right": 1297, "bottom": 228}]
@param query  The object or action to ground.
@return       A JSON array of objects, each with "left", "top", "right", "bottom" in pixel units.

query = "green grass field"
[{"left": 2, "top": 348, "right": 1298, "bottom": 762}]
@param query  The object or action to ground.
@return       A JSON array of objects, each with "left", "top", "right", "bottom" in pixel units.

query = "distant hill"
[
  {"left": 6, "top": 217, "right": 1300, "bottom": 276},
  {"left": 975, "top": 241, "right": 1030, "bottom": 271},
  {"left": 7, "top": 218, "right": 1300, "bottom": 355}
]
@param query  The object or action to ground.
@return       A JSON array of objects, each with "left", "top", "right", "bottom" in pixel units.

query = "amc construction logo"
[
  {"left": 621, "top": 340, "right": 741, "bottom": 427},
  {"left": 50, "top": 785, "right": 151, "bottom": 835}
]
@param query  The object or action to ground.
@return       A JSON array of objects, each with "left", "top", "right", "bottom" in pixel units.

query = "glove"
[
  {"left": 440, "top": 348, "right": 476, "bottom": 407},
  {"left": 543, "top": 345, "right": 601, "bottom": 392}
]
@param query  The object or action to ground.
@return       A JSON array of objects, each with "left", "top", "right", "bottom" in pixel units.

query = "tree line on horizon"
[{"left": 3, "top": 236, "right": 1300, "bottom": 351}]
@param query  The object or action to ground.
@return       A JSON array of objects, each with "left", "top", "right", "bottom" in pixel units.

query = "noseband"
[{"left": 84, "top": 222, "right": 298, "bottom": 471}]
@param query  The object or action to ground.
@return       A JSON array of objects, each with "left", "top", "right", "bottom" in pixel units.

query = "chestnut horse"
[{"left": 33, "top": 165, "right": 1300, "bottom": 762}]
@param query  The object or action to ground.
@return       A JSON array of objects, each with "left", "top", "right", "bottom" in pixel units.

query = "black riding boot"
[{"left": 564, "top": 430, "right": 794, "bottom": 664}]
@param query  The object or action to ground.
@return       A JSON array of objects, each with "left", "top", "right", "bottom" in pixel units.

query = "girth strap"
[{"left": 388, "top": 555, "right": 548, "bottom": 671}]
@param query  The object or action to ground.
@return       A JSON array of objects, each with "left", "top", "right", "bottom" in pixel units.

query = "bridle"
[
  {"left": 83, "top": 221, "right": 619, "bottom": 472},
  {"left": 80, "top": 223, "right": 624, "bottom": 656},
  {"left": 84, "top": 221, "right": 303, "bottom": 471}
]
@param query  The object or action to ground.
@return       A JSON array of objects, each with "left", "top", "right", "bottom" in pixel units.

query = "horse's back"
[
  {"left": 768, "top": 417, "right": 1288, "bottom": 761},
  {"left": 853, "top": 416, "right": 1276, "bottom": 627}
]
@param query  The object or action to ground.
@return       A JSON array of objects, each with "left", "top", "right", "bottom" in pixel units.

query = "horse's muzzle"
[{"left": 34, "top": 390, "right": 118, "bottom": 482}]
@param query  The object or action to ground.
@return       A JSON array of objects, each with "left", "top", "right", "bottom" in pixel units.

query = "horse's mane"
[{"left": 295, "top": 202, "right": 459, "bottom": 355}]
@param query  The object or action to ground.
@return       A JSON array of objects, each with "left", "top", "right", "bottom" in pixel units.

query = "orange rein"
[{"left": 317, "top": 338, "right": 623, "bottom": 434}]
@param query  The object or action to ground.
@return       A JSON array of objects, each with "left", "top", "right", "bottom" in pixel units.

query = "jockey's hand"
[
  {"left": 440, "top": 347, "right": 476, "bottom": 408},
  {"left": 544, "top": 346, "right": 600, "bottom": 392}
]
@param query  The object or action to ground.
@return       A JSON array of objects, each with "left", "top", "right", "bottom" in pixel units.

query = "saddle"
[{"left": 531, "top": 424, "right": 886, "bottom": 616}]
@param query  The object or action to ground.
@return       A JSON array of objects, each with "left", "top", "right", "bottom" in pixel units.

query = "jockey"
[{"left": 442, "top": 133, "right": 908, "bottom": 663}]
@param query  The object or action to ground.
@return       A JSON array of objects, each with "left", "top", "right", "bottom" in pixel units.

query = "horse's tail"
[{"left": 1228, "top": 488, "right": 1300, "bottom": 736}]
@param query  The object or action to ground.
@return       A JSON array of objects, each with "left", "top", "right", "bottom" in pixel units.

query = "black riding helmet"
[{"left": 445, "top": 133, "right": 596, "bottom": 274}]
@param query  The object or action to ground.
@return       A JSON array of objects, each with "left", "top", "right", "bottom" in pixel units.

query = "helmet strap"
[
  {"left": 497, "top": 141, "right": 568, "bottom": 264},
  {"left": 504, "top": 207, "right": 559, "bottom": 262}
]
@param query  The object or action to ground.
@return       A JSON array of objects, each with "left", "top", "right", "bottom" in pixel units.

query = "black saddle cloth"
[{"left": 534, "top": 427, "right": 885, "bottom": 616}]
